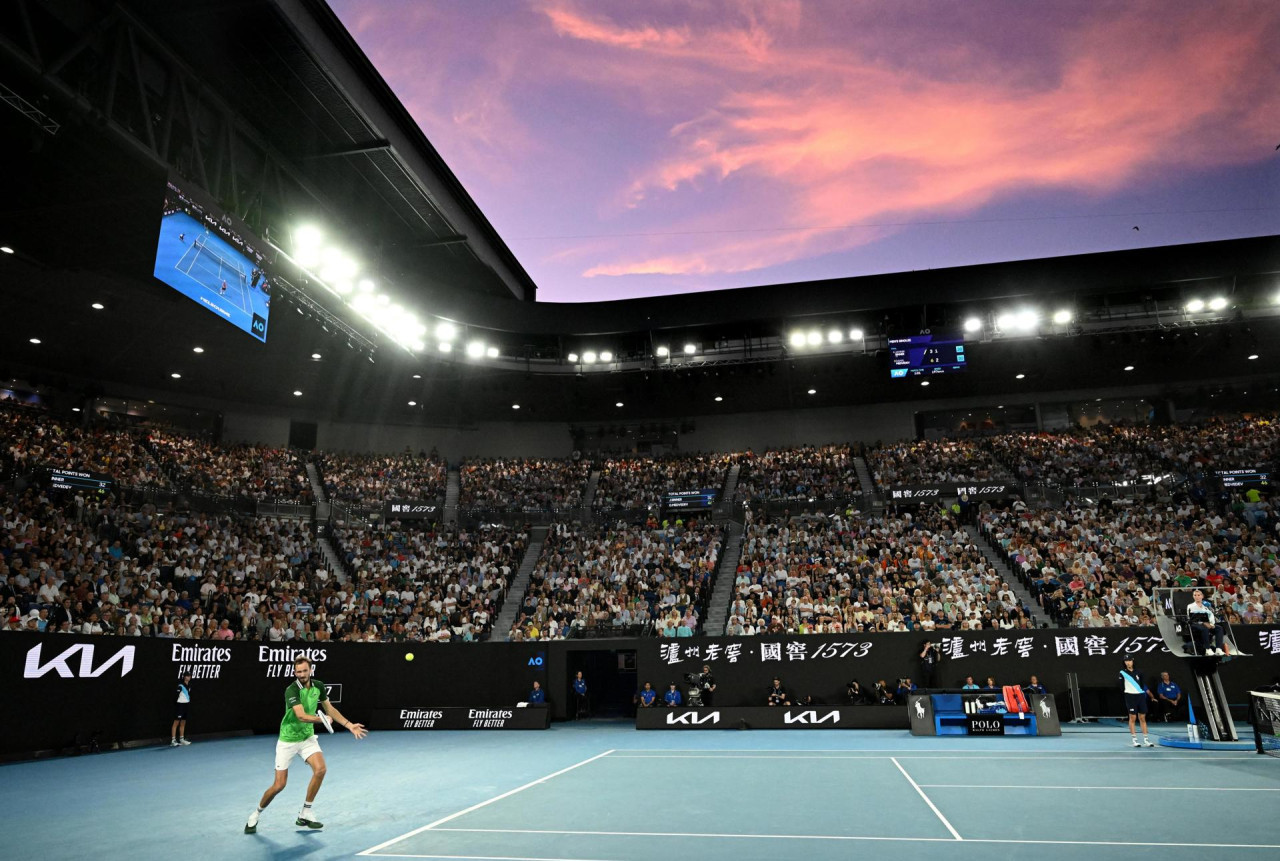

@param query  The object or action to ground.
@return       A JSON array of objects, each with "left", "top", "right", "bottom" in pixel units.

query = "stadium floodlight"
[
  {"left": 600, "top": 350, "right": 614, "bottom": 362},
  {"left": 193, "top": 347, "right": 205, "bottom": 354},
  {"left": 293, "top": 226, "right": 323, "bottom": 266},
  {"left": 849, "top": 327, "right": 864, "bottom": 341},
  {"left": 827, "top": 330, "right": 843, "bottom": 344},
  {"left": 0, "top": 246, "right": 13, "bottom": 255},
  {"left": 376, "top": 293, "right": 391, "bottom": 306},
  {"left": 293, "top": 390, "right": 303, "bottom": 397},
  {"left": 466, "top": 341, "right": 485, "bottom": 358},
  {"left": 1124, "top": 365, "right": 1135, "bottom": 371},
  {"left": 1015, "top": 373, "right": 1026, "bottom": 379},
  {"left": 807, "top": 388, "right": 817, "bottom": 395},
  {"left": 583, "top": 351, "right": 598, "bottom": 364},
  {"left": 438, "top": 342, "right": 452, "bottom": 353},
  {"left": 357, "top": 279, "right": 375, "bottom": 293},
  {"left": 411, "top": 340, "right": 425, "bottom": 352},
  {"left": 997, "top": 310, "right": 1037, "bottom": 332},
  {"left": 963, "top": 317, "right": 982, "bottom": 333},
  {"left": 28, "top": 338, "right": 40, "bottom": 344},
  {"left": 615, "top": 402, "right": 624, "bottom": 408},
  {"left": 1052, "top": 309, "right": 1073, "bottom": 324},
  {"left": 1184, "top": 298, "right": 1205, "bottom": 312},
  {"left": 788, "top": 331, "right": 807, "bottom": 348},
  {"left": 655, "top": 345, "right": 670, "bottom": 357},
  {"left": 407, "top": 401, "right": 417, "bottom": 406},
  {"left": 511, "top": 403, "right": 520, "bottom": 410},
  {"left": 1207, "top": 296, "right": 1228, "bottom": 311},
  {"left": 91, "top": 303, "right": 104, "bottom": 310},
  {"left": 683, "top": 343, "right": 697, "bottom": 355},
  {"left": 806, "top": 330, "right": 822, "bottom": 346},
  {"left": 1249, "top": 354, "right": 1259, "bottom": 360},
  {"left": 486, "top": 346, "right": 499, "bottom": 358},
  {"left": 311, "top": 353, "right": 321, "bottom": 360},
  {"left": 435, "top": 322, "right": 457, "bottom": 341},
  {"left": 567, "top": 352, "right": 579, "bottom": 363},
  {"left": 170, "top": 372, "right": 181, "bottom": 379},
  {"left": 1273, "top": 292, "right": 1280, "bottom": 305},
  {"left": 920, "top": 380, "right": 930, "bottom": 387},
  {"left": 714, "top": 396, "right": 723, "bottom": 402}
]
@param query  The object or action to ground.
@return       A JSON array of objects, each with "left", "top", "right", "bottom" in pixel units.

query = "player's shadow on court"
[{"left": 254, "top": 833, "right": 327, "bottom": 860}]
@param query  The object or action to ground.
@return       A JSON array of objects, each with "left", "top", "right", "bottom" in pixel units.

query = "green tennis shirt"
[{"left": 279, "top": 679, "right": 328, "bottom": 743}]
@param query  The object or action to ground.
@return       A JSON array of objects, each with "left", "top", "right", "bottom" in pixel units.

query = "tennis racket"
[{"left": 318, "top": 708, "right": 334, "bottom": 733}]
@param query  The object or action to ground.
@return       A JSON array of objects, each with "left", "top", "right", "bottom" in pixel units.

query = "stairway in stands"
[
  {"left": 714, "top": 463, "right": 741, "bottom": 519},
  {"left": 444, "top": 465, "right": 460, "bottom": 524},
  {"left": 853, "top": 456, "right": 879, "bottom": 509},
  {"left": 963, "top": 523, "right": 1040, "bottom": 624},
  {"left": 493, "top": 525, "right": 549, "bottom": 640},
  {"left": 305, "top": 461, "right": 330, "bottom": 521},
  {"left": 316, "top": 533, "right": 348, "bottom": 585},
  {"left": 703, "top": 520, "right": 744, "bottom": 635},
  {"left": 582, "top": 468, "right": 601, "bottom": 510}
]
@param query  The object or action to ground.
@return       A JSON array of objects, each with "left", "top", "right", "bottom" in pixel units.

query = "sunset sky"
[{"left": 329, "top": 0, "right": 1280, "bottom": 302}]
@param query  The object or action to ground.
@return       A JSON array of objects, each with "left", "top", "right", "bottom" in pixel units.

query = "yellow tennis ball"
[{"left": 405, "top": 652, "right": 415, "bottom": 662}]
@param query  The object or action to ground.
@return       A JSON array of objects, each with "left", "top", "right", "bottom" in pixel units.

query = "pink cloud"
[{"left": 556, "top": 3, "right": 1280, "bottom": 278}]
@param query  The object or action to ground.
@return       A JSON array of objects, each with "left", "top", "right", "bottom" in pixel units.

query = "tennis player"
[{"left": 245, "top": 656, "right": 367, "bottom": 834}]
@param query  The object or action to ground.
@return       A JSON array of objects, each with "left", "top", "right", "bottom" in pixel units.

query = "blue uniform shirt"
[
  {"left": 529, "top": 687, "right": 546, "bottom": 703},
  {"left": 573, "top": 678, "right": 587, "bottom": 695},
  {"left": 1158, "top": 681, "right": 1181, "bottom": 700},
  {"left": 639, "top": 689, "right": 656, "bottom": 706},
  {"left": 664, "top": 689, "right": 683, "bottom": 706}
]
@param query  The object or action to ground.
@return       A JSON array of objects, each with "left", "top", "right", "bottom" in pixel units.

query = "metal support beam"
[
  {"left": 301, "top": 138, "right": 391, "bottom": 159},
  {"left": 0, "top": 80, "right": 59, "bottom": 135}
]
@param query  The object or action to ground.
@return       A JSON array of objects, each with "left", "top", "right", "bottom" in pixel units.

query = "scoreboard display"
[
  {"left": 889, "top": 334, "right": 967, "bottom": 378},
  {"left": 662, "top": 490, "right": 718, "bottom": 510},
  {"left": 47, "top": 468, "right": 114, "bottom": 493},
  {"left": 1217, "top": 468, "right": 1270, "bottom": 488}
]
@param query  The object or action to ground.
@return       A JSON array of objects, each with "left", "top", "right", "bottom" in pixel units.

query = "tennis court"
[{"left": 4, "top": 722, "right": 1275, "bottom": 861}]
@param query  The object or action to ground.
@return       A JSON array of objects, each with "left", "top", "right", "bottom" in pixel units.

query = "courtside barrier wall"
[{"left": 4, "top": 626, "right": 1279, "bottom": 755}]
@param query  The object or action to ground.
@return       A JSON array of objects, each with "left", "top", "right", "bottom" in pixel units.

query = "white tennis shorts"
[{"left": 274, "top": 736, "right": 322, "bottom": 771}]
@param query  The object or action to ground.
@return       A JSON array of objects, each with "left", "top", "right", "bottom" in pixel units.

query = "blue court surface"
[
  {"left": 3, "top": 723, "right": 1277, "bottom": 861},
  {"left": 154, "top": 211, "right": 271, "bottom": 341}
]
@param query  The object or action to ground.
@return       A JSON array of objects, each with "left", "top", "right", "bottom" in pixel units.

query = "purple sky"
[{"left": 329, "top": 0, "right": 1280, "bottom": 303}]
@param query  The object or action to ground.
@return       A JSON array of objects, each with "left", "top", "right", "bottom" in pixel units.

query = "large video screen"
[
  {"left": 153, "top": 179, "right": 271, "bottom": 342},
  {"left": 889, "top": 333, "right": 967, "bottom": 378}
]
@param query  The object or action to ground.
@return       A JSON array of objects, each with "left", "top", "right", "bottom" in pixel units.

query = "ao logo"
[
  {"left": 24, "top": 643, "right": 136, "bottom": 678},
  {"left": 527, "top": 651, "right": 546, "bottom": 667}
]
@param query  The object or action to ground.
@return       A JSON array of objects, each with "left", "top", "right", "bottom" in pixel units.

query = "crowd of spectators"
[
  {"left": 327, "top": 521, "right": 527, "bottom": 641},
  {"left": 593, "top": 453, "right": 738, "bottom": 510},
  {"left": 2, "top": 405, "right": 168, "bottom": 488},
  {"left": 316, "top": 450, "right": 447, "bottom": 508},
  {"left": 872, "top": 417, "right": 1278, "bottom": 489},
  {"left": 980, "top": 497, "right": 1280, "bottom": 627},
  {"left": 727, "top": 508, "right": 1035, "bottom": 636},
  {"left": 145, "top": 430, "right": 311, "bottom": 501},
  {"left": 0, "top": 487, "right": 330, "bottom": 640},
  {"left": 459, "top": 456, "right": 591, "bottom": 510},
  {"left": 868, "top": 439, "right": 1011, "bottom": 486},
  {"left": 735, "top": 444, "right": 861, "bottom": 502},
  {"left": 510, "top": 519, "right": 722, "bottom": 640}
]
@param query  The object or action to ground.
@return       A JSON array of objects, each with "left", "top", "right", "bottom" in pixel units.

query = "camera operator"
[
  {"left": 698, "top": 663, "right": 717, "bottom": 707},
  {"left": 918, "top": 640, "right": 941, "bottom": 689},
  {"left": 873, "top": 679, "right": 895, "bottom": 705},
  {"left": 766, "top": 676, "right": 790, "bottom": 706},
  {"left": 846, "top": 679, "right": 871, "bottom": 705}
]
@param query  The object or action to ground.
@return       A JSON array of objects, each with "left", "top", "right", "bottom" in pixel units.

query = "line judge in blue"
[{"left": 1120, "top": 656, "right": 1156, "bottom": 747}]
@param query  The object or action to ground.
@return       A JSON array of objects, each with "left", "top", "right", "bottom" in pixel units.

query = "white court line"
[
  {"left": 419, "top": 828, "right": 1280, "bottom": 850},
  {"left": 367, "top": 855, "right": 618, "bottom": 861},
  {"left": 601, "top": 754, "right": 1259, "bottom": 761},
  {"left": 920, "top": 784, "right": 1280, "bottom": 791},
  {"left": 357, "top": 749, "right": 616, "bottom": 857},
  {"left": 891, "top": 757, "right": 963, "bottom": 841}
]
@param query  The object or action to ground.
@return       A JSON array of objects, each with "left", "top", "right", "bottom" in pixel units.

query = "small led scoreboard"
[{"left": 889, "top": 334, "right": 967, "bottom": 378}]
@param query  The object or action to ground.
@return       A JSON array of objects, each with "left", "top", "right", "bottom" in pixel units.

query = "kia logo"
[
  {"left": 783, "top": 710, "right": 841, "bottom": 725},
  {"left": 666, "top": 711, "right": 720, "bottom": 725},
  {"left": 24, "top": 643, "right": 135, "bottom": 678}
]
